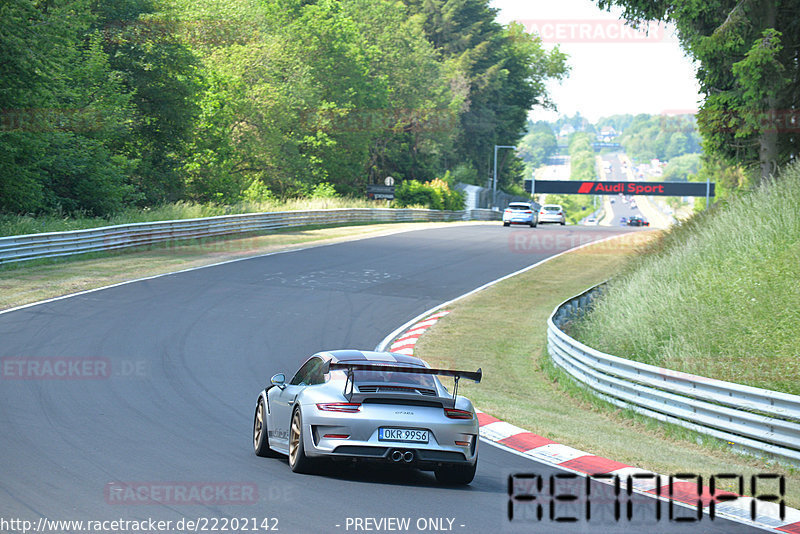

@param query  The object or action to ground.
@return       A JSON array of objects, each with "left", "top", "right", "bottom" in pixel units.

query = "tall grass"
[
  {"left": 572, "top": 162, "right": 800, "bottom": 395},
  {"left": 0, "top": 197, "right": 390, "bottom": 237}
]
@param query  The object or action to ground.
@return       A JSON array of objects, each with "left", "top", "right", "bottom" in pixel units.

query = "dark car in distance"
[{"left": 627, "top": 216, "right": 650, "bottom": 227}]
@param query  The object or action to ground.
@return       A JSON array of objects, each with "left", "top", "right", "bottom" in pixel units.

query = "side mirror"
[{"left": 270, "top": 373, "right": 286, "bottom": 389}]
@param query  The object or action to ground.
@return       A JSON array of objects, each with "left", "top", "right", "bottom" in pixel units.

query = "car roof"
[{"left": 318, "top": 349, "right": 429, "bottom": 368}]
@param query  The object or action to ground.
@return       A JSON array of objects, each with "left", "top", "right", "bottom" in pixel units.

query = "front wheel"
[
  {"left": 288, "top": 408, "right": 315, "bottom": 473},
  {"left": 435, "top": 462, "right": 477, "bottom": 485}
]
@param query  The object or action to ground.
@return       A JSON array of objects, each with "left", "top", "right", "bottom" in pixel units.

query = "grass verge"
[
  {"left": 572, "top": 162, "right": 800, "bottom": 395},
  {"left": 414, "top": 231, "right": 799, "bottom": 507},
  {"left": 0, "top": 221, "right": 474, "bottom": 311}
]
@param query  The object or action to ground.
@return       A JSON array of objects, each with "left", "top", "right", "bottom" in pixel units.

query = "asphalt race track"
[{"left": 0, "top": 224, "right": 760, "bottom": 533}]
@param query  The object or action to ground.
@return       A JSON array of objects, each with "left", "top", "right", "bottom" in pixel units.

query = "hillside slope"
[{"left": 573, "top": 162, "right": 800, "bottom": 394}]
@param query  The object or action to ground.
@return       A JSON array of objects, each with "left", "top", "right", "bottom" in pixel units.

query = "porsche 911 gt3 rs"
[{"left": 253, "top": 350, "right": 482, "bottom": 484}]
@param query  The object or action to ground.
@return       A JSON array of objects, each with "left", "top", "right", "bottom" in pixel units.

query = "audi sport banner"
[{"left": 524, "top": 180, "right": 715, "bottom": 197}]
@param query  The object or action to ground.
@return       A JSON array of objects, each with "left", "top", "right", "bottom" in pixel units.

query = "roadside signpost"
[
  {"left": 367, "top": 184, "right": 395, "bottom": 200},
  {"left": 493, "top": 145, "right": 516, "bottom": 208}
]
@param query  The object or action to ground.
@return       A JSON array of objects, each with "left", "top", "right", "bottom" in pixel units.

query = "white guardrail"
[
  {"left": 548, "top": 285, "right": 800, "bottom": 465},
  {"left": 0, "top": 208, "right": 500, "bottom": 265}
]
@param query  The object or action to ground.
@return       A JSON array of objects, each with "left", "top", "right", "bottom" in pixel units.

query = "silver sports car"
[{"left": 253, "top": 350, "right": 482, "bottom": 484}]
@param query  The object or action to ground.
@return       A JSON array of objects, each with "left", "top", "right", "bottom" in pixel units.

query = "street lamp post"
[{"left": 493, "top": 145, "right": 516, "bottom": 208}]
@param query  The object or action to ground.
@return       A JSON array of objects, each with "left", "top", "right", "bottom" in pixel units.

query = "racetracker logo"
[
  {"left": 105, "top": 482, "right": 258, "bottom": 505},
  {"left": 1, "top": 357, "right": 111, "bottom": 380},
  {"left": 516, "top": 19, "right": 667, "bottom": 43},
  {"left": 508, "top": 232, "right": 655, "bottom": 255}
]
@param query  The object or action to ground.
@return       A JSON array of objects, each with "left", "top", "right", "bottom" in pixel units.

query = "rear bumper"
[
  {"left": 299, "top": 404, "right": 479, "bottom": 467},
  {"left": 503, "top": 216, "right": 534, "bottom": 224},
  {"left": 539, "top": 215, "right": 564, "bottom": 223},
  {"left": 326, "top": 444, "right": 475, "bottom": 470}
]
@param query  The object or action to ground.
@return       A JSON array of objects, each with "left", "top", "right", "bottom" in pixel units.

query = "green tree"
[
  {"left": 404, "top": 0, "right": 568, "bottom": 190},
  {"left": 663, "top": 153, "right": 701, "bottom": 181},
  {"left": 618, "top": 114, "right": 701, "bottom": 162},
  {"left": 0, "top": 0, "right": 137, "bottom": 215},
  {"left": 92, "top": 0, "right": 203, "bottom": 204},
  {"left": 518, "top": 121, "right": 557, "bottom": 176},
  {"left": 595, "top": 0, "right": 799, "bottom": 181},
  {"left": 568, "top": 132, "right": 597, "bottom": 181}
]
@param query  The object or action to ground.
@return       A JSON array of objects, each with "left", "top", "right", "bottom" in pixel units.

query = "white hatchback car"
[
  {"left": 502, "top": 202, "right": 538, "bottom": 227},
  {"left": 539, "top": 204, "right": 565, "bottom": 225}
]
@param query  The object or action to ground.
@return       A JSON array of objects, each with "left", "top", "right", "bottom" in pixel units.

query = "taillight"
[
  {"left": 540, "top": 210, "right": 546, "bottom": 215},
  {"left": 524, "top": 210, "right": 532, "bottom": 214},
  {"left": 316, "top": 403, "right": 361, "bottom": 412},
  {"left": 444, "top": 408, "right": 473, "bottom": 419}
]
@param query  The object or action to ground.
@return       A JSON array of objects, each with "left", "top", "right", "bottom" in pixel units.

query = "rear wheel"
[
  {"left": 503, "top": 222, "right": 510, "bottom": 227},
  {"left": 560, "top": 220, "right": 565, "bottom": 226},
  {"left": 435, "top": 462, "right": 477, "bottom": 485},
  {"left": 530, "top": 221, "right": 536, "bottom": 228},
  {"left": 253, "top": 397, "right": 280, "bottom": 457},
  {"left": 288, "top": 408, "right": 315, "bottom": 473}
]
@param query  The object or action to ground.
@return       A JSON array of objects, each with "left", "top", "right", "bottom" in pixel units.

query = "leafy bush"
[
  {"left": 310, "top": 182, "right": 338, "bottom": 199},
  {"left": 395, "top": 178, "right": 465, "bottom": 211},
  {"left": 242, "top": 180, "right": 275, "bottom": 203}
]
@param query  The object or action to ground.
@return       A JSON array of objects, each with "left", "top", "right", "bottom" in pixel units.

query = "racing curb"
[{"left": 387, "top": 312, "right": 800, "bottom": 534}]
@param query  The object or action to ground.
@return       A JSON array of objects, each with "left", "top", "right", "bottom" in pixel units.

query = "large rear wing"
[{"left": 323, "top": 361, "right": 482, "bottom": 402}]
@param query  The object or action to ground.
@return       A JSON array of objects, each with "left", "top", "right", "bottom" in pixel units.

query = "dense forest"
[{"left": 0, "top": 0, "right": 568, "bottom": 216}]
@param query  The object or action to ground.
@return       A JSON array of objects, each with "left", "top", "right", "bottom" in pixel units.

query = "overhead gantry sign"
[{"left": 525, "top": 180, "right": 715, "bottom": 197}]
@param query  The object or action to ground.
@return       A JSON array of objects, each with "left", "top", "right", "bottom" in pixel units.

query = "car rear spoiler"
[{"left": 324, "top": 361, "right": 482, "bottom": 402}]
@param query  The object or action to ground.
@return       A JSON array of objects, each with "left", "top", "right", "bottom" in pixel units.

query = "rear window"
[
  {"left": 351, "top": 364, "right": 437, "bottom": 391},
  {"left": 544, "top": 205, "right": 561, "bottom": 211},
  {"left": 508, "top": 204, "right": 530, "bottom": 210}
]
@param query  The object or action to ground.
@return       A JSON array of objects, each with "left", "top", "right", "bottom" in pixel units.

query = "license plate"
[{"left": 379, "top": 428, "right": 429, "bottom": 443}]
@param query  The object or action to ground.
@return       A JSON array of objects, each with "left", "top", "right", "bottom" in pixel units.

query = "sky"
[{"left": 491, "top": 0, "right": 703, "bottom": 122}]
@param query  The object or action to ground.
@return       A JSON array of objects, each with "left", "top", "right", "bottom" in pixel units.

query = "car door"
[{"left": 268, "top": 356, "right": 320, "bottom": 450}]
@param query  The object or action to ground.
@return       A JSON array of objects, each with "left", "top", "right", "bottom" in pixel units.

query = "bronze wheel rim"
[
  {"left": 254, "top": 400, "right": 264, "bottom": 450},
  {"left": 289, "top": 410, "right": 301, "bottom": 466}
]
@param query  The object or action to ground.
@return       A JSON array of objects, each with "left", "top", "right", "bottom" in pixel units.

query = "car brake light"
[
  {"left": 316, "top": 403, "right": 361, "bottom": 412},
  {"left": 524, "top": 210, "right": 532, "bottom": 214},
  {"left": 444, "top": 408, "right": 473, "bottom": 419}
]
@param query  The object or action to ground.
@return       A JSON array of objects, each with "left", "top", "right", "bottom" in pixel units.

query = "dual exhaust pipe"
[{"left": 389, "top": 449, "right": 414, "bottom": 463}]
